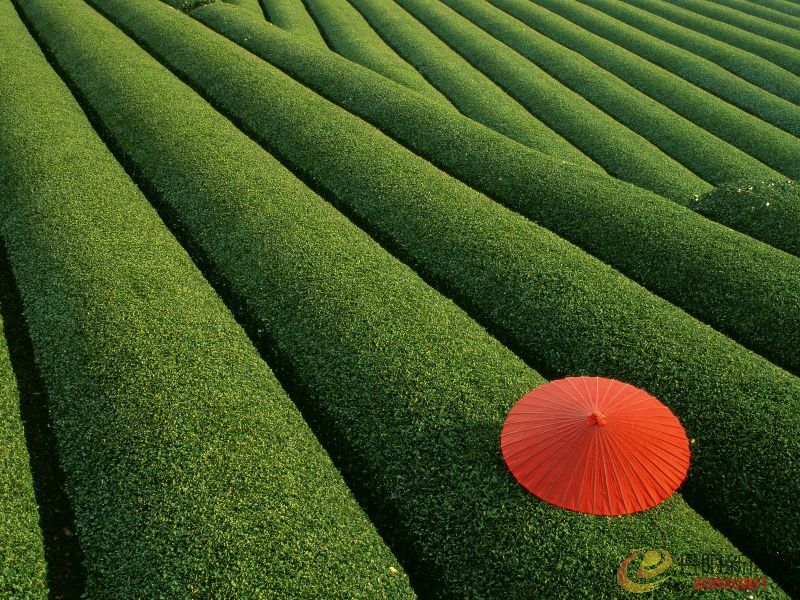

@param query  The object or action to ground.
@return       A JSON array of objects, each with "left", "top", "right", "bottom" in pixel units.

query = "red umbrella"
[{"left": 501, "top": 376, "right": 690, "bottom": 516}]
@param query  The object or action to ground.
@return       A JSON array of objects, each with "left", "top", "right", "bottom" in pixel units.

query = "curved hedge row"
[
  {"left": 750, "top": 0, "right": 800, "bottom": 19},
  {"left": 480, "top": 0, "right": 800, "bottom": 179},
  {"left": 161, "top": 0, "right": 212, "bottom": 11},
  {"left": 391, "top": 0, "right": 707, "bottom": 201},
  {"left": 0, "top": 21, "right": 48, "bottom": 581},
  {"left": 347, "top": 0, "right": 598, "bottom": 168},
  {"left": 90, "top": 0, "right": 800, "bottom": 589},
  {"left": 223, "top": 0, "right": 264, "bottom": 16},
  {"left": 302, "top": 0, "right": 448, "bottom": 102},
  {"left": 663, "top": 0, "right": 800, "bottom": 51},
  {"left": 194, "top": 3, "right": 800, "bottom": 377},
  {"left": 578, "top": 0, "right": 800, "bottom": 106},
  {"left": 524, "top": 0, "right": 800, "bottom": 136},
  {"left": 3, "top": 2, "right": 414, "bottom": 597},
  {"left": 436, "top": 0, "right": 783, "bottom": 185},
  {"left": 621, "top": 0, "right": 800, "bottom": 75},
  {"left": 692, "top": 180, "right": 800, "bottom": 258},
  {"left": 711, "top": 0, "right": 800, "bottom": 27},
  {"left": 37, "top": 0, "right": 794, "bottom": 596},
  {"left": 0, "top": 315, "right": 45, "bottom": 600},
  {"left": 1, "top": 7, "right": 55, "bottom": 598},
  {"left": 259, "top": 0, "right": 326, "bottom": 43}
]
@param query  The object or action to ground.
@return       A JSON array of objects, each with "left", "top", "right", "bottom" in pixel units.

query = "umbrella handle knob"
[{"left": 587, "top": 410, "right": 607, "bottom": 427}]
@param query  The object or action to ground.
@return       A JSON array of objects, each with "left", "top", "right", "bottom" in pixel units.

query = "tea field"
[{"left": 1, "top": 0, "right": 798, "bottom": 597}]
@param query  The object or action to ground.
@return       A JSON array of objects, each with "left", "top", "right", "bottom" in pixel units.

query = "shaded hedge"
[
  {"left": 479, "top": 0, "right": 800, "bottom": 178},
  {"left": 0, "top": 316, "right": 45, "bottom": 599},
  {"left": 195, "top": 4, "right": 800, "bottom": 376},
  {"left": 579, "top": 0, "right": 800, "bottom": 104},
  {"left": 2, "top": 1, "right": 413, "bottom": 597},
  {"left": 692, "top": 179, "right": 800, "bottom": 257},
  {"left": 81, "top": 0, "right": 800, "bottom": 590},
  {"left": 0, "top": 13, "right": 49, "bottom": 581},
  {"left": 34, "top": 0, "right": 794, "bottom": 596}
]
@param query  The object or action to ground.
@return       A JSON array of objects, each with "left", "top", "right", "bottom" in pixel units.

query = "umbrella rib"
[
  {"left": 599, "top": 428, "right": 640, "bottom": 514},
  {"left": 601, "top": 380, "right": 632, "bottom": 412},
  {"left": 502, "top": 419, "right": 586, "bottom": 461},
  {"left": 616, "top": 430, "right": 685, "bottom": 498},
  {"left": 604, "top": 426, "right": 653, "bottom": 511},
  {"left": 608, "top": 428, "right": 663, "bottom": 507},
  {"left": 509, "top": 423, "right": 588, "bottom": 488}
]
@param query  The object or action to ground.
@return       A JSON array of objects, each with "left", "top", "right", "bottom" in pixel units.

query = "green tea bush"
[
  {"left": 302, "top": 0, "right": 448, "bottom": 101},
  {"left": 1, "top": 2, "right": 412, "bottom": 597},
  {"left": 348, "top": 0, "right": 598, "bottom": 168},
  {"left": 391, "top": 0, "right": 708, "bottom": 201},
  {"left": 692, "top": 180, "right": 800, "bottom": 257},
  {"left": 195, "top": 3, "right": 800, "bottom": 376},
  {"left": 579, "top": 0, "right": 800, "bottom": 103},
  {"left": 26, "top": 0, "right": 797, "bottom": 595},
  {"left": 478, "top": 0, "right": 800, "bottom": 177},
  {"left": 65, "top": 0, "right": 800, "bottom": 589},
  {"left": 524, "top": 0, "right": 800, "bottom": 134},
  {"left": 435, "top": 0, "right": 783, "bottom": 184},
  {"left": 259, "top": 0, "right": 326, "bottom": 43}
]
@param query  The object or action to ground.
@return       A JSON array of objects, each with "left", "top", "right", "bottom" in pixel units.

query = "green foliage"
[
  {"left": 160, "top": 0, "right": 215, "bottom": 12},
  {"left": 1, "top": 2, "right": 412, "bottom": 597},
  {"left": 69, "top": 0, "right": 800, "bottom": 590},
  {"left": 347, "top": 0, "right": 598, "bottom": 168},
  {"left": 437, "top": 0, "right": 781, "bottom": 185},
  {"left": 0, "top": 42, "right": 48, "bottom": 584},
  {"left": 258, "top": 0, "right": 326, "bottom": 44},
  {"left": 194, "top": 4, "right": 800, "bottom": 376},
  {"left": 302, "top": 0, "right": 449, "bottom": 102},
  {"left": 479, "top": 0, "right": 800, "bottom": 179},
  {"left": 749, "top": 0, "right": 800, "bottom": 19},
  {"left": 26, "top": 0, "right": 795, "bottom": 596},
  {"left": 620, "top": 0, "right": 800, "bottom": 75},
  {"left": 578, "top": 0, "right": 800, "bottom": 103},
  {"left": 692, "top": 180, "right": 800, "bottom": 257},
  {"left": 520, "top": 0, "right": 800, "bottom": 136},
  {"left": 222, "top": 0, "right": 264, "bottom": 17},
  {"left": 392, "top": 0, "right": 708, "bottom": 202},
  {"left": 711, "top": 0, "right": 800, "bottom": 26},
  {"left": 0, "top": 7, "right": 52, "bottom": 599},
  {"left": 0, "top": 327, "right": 46, "bottom": 598},
  {"left": 656, "top": 0, "right": 800, "bottom": 52}
]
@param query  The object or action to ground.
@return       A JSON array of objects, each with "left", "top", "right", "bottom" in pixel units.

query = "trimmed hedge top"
[
  {"left": 1, "top": 1, "right": 413, "bottom": 596},
  {"left": 34, "top": 0, "right": 792, "bottom": 596},
  {"left": 692, "top": 179, "right": 800, "bottom": 257},
  {"left": 522, "top": 0, "right": 800, "bottom": 137},
  {"left": 479, "top": 0, "right": 800, "bottom": 179},
  {"left": 346, "top": 0, "right": 599, "bottom": 168},
  {"left": 194, "top": 4, "right": 800, "bottom": 377},
  {"left": 302, "top": 0, "right": 450, "bottom": 102},
  {"left": 578, "top": 0, "right": 800, "bottom": 105},
  {"left": 259, "top": 0, "right": 327, "bottom": 44}
]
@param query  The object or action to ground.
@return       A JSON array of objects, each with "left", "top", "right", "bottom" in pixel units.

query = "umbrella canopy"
[{"left": 501, "top": 376, "right": 690, "bottom": 516}]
